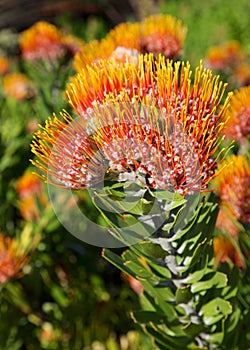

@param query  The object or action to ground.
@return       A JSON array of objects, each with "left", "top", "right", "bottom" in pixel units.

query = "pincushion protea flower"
[
  {"left": 223, "top": 86, "right": 250, "bottom": 145},
  {"left": 15, "top": 171, "right": 48, "bottom": 221},
  {"left": 31, "top": 55, "right": 232, "bottom": 196},
  {"left": 19, "top": 21, "right": 65, "bottom": 61},
  {"left": 139, "top": 14, "right": 187, "bottom": 59},
  {"left": 2, "top": 73, "right": 34, "bottom": 100},
  {"left": 215, "top": 154, "right": 250, "bottom": 226},
  {"left": 205, "top": 40, "right": 245, "bottom": 72},
  {"left": 19, "top": 21, "right": 83, "bottom": 62},
  {"left": 73, "top": 14, "right": 186, "bottom": 71},
  {"left": 0, "top": 233, "right": 31, "bottom": 284}
]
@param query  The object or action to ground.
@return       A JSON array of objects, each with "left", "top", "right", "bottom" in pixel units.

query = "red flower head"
[{"left": 31, "top": 55, "right": 231, "bottom": 197}]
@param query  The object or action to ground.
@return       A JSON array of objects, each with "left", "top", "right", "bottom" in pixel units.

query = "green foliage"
[{"left": 103, "top": 192, "right": 250, "bottom": 349}]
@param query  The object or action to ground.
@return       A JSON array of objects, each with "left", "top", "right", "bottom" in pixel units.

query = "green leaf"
[
  {"left": 102, "top": 248, "right": 133, "bottom": 276},
  {"left": 190, "top": 272, "right": 228, "bottom": 293},
  {"left": 51, "top": 286, "right": 70, "bottom": 308},
  {"left": 132, "top": 310, "right": 167, "bottom": 325},
  {"left": 4, "top": 282, "right": 31, "bottom": 314},
  {"left": 149, "top": 188, "right": 185, "bottom": 204},
  {"left": 139, "top": 280, "right": 177, "bottom": 322},
  {"left": 182, "top": 322, "right": 206, "bottom": 339},
  {"left": 143, "top": 323, "right": 190, "bottom": 350},
  {"left": 176, "top": 286, "right": 193, "bottom": 304},
  {"left": 225, "top": 305, "right": 241, "bottom": 334},
  {"left": 131, "top": 241, "right": 167, "bottom": 261},
  {"left": 181, "top": 267, "right": 213, "bottom": 285},
  {"left": 200, "top": 297, "right": 232, "bottom": 326}
]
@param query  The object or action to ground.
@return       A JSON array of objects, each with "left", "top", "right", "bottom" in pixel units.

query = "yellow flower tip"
[
  {"left": 223, "top": 85, "right": 250, "bottom": 144},
  {"left": 215, "top": 154, "right": 250, "bottom": 226}
]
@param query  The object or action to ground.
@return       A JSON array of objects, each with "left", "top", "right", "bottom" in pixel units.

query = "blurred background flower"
[
  {"left": 215, "top": 154, "right": 250, "bottom": 226},
  {"left": 0, "top": 55, "right": 10, "bottom": 75},
  {"left": 213, "top": 235, "right": 244, "bottom": 268},
  {"left": 19, "top": 20, "right": 84, "bottom": 62},
  {"left": 2, "top": 72, "right": 35, "bottom": 100},
  {"left": 15, "top": 170, "right": 48, "bottom": 221},
  {"left": 74, "top": 13, "right": 187, "bottom": 70},
  {"left": 224, "top": 85, "right": 250, "bottom": 148},
  {"left": 0, "top": 227, "right": 39, "bottom": 285}
]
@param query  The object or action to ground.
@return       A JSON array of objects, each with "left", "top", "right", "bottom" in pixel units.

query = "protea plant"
[{"left": 30, "top": 50, "right": 250, "bottom": 349}]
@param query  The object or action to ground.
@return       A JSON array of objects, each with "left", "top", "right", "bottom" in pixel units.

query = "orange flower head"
[
  {"left": 139, "top": 14, "right": 187, "bottom": 59},
  {"left": 31, "top": 55, "right": 231, "bottom": 195},
  {"left": 15, "top": 171, "right": 47, "bottom": 221},
  {"left": 0, "top": 55, "right": 10, "bottom": 75},
  {"left": 73, "top": 14, "right": 186, "bottom": 72},
  {"left": 19, "top": 21, "right": 65, "bottom": 61},
  {"left": 108, "top": 21, "right": 141, "bottom": 49},
  {"left": 223, "top": 85, "right": 250, "bottom": 144},
  {"left": 215, "top": 155, "right": 250, "bottom": 226},
  {"left": 73, "top": 25, "right": 139, "bottom": 71},
  {"left": 0, "top": 233, "right": 30, "bottom": 284},
  {"left": 205, "top": 40, "right": 245, "bottom": 72},
  {"left": 213, "top": 235, "right": 244, "bottom": 268},
  {"left": 233, "top": 63, "right": 250, "bottom": 87},
  {"left": 2, "top": 73, "right": 34, "bottom": 100}
]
